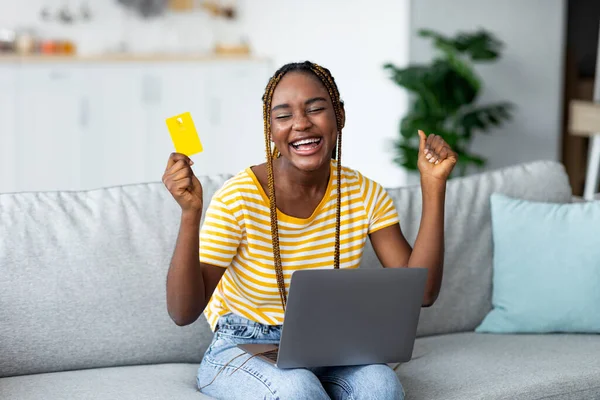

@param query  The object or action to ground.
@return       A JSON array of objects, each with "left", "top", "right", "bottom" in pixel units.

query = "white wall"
[
  {"left": 0, "top": 0, "right": 411, "bottom": 188},
  {"left": 409, "top": 0, "right": 567, "bottom": 173}
]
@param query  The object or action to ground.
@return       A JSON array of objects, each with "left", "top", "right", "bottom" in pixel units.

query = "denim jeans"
[{"left": 197, "top": 313, "right": 405, "bottom": 400}]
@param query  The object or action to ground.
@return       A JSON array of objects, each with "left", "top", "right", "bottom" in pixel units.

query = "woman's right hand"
[{"left": 162, "top": 152, "right": 203, "bottom": 214}]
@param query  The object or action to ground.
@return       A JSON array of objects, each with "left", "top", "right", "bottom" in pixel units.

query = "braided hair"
[{"left": 261, "top": 61, "right": 344, "bottom": 311}]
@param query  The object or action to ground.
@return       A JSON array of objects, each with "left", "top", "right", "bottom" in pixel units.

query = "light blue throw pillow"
[{"left": 476, "top": 193, "right": 600, "bottom": 334}]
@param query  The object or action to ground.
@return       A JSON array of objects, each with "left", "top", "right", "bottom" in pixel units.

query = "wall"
[
  {"left": 409, "top": 0, "right": 567, "bottom": 173},
  {"left": 0, "top": 0, "right": 411, "bottom": 188}
]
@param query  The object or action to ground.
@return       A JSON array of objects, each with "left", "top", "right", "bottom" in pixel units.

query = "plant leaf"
[
  {"left": 444, "top": 54, "right": 480, "bottom": 96},
  {"left": 457, "top": 102, "right": 513, "bottom": 136},
  {"left": 451, "top": 29, "right": 504, "bottom": 61},
  {"left": 428, "top": 60, "right": 479, "bottom": 112},
  {"left": 383, "top": 64, "right": 441, "bottom": 112},
  {"left": 418, "top": 29, "right": 455, "bottom": 51},
  {"left": 386, "top": 28, "right": 509, "bottom": 177}
]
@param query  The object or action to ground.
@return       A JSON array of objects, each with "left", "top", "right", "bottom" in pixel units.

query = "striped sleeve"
[
  {"left": 199, "top": 195, "right": 242, "bottom": 268},
  {"left": 358, "top": 172, "right": 400, "bottom": 234}
]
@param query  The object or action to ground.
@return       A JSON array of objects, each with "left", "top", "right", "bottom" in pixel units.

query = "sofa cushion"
[
  {"left": 0, "top": 363, "right": 213, "bottom": 400},
  {"left": 360, "top": 161, "right": 573, "bottom": 336},
  {"left": 476, "top": 194, "right": 600, "bottom": 333},
  {"left": 3, "top": 334, "right": 598, "bottom": 400},
  {"left": 398, "top": 332, "right": 600, "bottom": 400},
  {"left": 0, "top": 175, "right": 231, "bottom": 377}
]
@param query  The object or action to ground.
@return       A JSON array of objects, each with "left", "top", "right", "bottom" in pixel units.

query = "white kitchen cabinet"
[
  {"left": 0, "top": 58, "right": 272, "bottom": 193},
  {"left": 201, "top": 61, "right": 272, "bottom": 176},
  {"left": 77, "top": 61, "right": 272, "bottom": 189},
  {"left": 139, "top": 60, "right": 272, "bottom": 182},
  {"left": 0, "top": 64, "right": 17, "bottom": 193},
  {"left": 14, "top": 64, "right": 84, "bottom": 192},
  {"left": 80, "top": 64, "right": 149, "bottom": 189},
  {"left": 140, "top": 63, "right": 210, "bottom": 184}
]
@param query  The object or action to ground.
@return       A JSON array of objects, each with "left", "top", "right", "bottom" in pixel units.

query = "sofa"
[{"left": 1, "top": 160, "right": 599, "bottom": 400}]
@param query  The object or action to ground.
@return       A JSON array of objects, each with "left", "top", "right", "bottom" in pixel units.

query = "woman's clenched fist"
[{"left": 162, "top": 153, "right": 203, "bottom": 214}]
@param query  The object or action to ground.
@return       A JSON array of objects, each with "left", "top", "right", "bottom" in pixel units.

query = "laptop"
[{"left": 237, "top": 267, "right": 427, "bottom": 369}]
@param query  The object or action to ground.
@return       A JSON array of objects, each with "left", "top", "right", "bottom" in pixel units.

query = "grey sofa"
[{"left": 1, "top": 160, "right": 599, "bottom": 400}]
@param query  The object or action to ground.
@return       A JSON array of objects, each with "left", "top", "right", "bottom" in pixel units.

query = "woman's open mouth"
[{"left": 289, "top": 137, "right": 323, "bottom": 155}]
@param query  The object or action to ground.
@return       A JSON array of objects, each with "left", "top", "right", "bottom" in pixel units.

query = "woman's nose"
[{"left": 292, "top": 113, "right": 312, "bottom": 131}]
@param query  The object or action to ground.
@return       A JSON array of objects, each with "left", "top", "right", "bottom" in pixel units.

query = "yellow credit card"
[{"left": 165, "top": 112, "right": 203, "bottom": 156}]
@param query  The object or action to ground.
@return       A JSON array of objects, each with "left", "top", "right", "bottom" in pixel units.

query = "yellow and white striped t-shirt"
[{"left": 200, "top": 160, "right": 399, "bottom": 331}]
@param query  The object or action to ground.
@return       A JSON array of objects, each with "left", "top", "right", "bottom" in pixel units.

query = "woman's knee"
[
  {"left": 271, "top": 369, "right": 330, "bottom": 400},
  {"left": 348, "top": 364, "right": 405, "bottom": 400},
  {"left": 198, "top": 358, "right": 329, "bottom": 400}
]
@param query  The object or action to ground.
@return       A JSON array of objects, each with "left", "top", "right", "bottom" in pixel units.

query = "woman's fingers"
[
  {"left": 423, "top": 134, "right": 453, "bottom": 164},
  {"left": 165, "top": 152, "right": 193, "bottom": 173},
  {"left": 174, "top": 177, "right": 193, "bottom": 192},
  {"left": 424, "top": 134, "right": 435, "bottom": 154},
  {"left": 434, "top": 147, "right": 450, "bottom": 164},
  {"left": 163, "top": 158, "right": 194, "bottom": 193},
  {"left": 424, "top": 134, "right": 438, "bottom": 161},
  {"left": 171, "top": 166, "right": 192, "bottom": 182},
  {"left": 166, "top": 159, "right": 190, "bottom": 176}
]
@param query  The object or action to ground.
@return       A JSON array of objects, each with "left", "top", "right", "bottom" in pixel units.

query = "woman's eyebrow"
[
  {"left": 305, "top": 97, "right": 327, "bottom": 106},
  {"left": 271, "top": 97, "right": 327, "bottom": 112},
  {"left": 271, "top": 103, "right": 290, "bottom": 112}
]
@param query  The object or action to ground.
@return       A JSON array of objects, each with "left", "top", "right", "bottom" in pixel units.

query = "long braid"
[
  {"left": 262, "top": 73, "right": 287, "bottom": 310},
  {"left": 262, "top": 61, "right": 345, "bottom": 311},
  {"left": 308, "top": 65, "right": 344, "bottom": 270}
]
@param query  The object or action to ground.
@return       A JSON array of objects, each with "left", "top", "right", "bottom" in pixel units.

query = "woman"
[{"left": 163, "top": 61, "right": 457, "bottom": 399}]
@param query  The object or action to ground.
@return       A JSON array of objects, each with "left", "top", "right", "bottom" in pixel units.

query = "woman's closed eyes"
[{"left": 275, "top": 107, "right": 326, "bottom": 120}]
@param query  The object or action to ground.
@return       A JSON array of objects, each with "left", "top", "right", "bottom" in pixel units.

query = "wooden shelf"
[
  {"left": 569, "top": 100, "right": 600, "bottom": 137},
  {"left": 0, "top": 53, "right": 264, "bottom": 64}
]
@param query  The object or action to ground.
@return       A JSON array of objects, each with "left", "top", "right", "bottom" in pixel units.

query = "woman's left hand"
[{"left": 417, "top": 130, "right": 458, "bottom": 182}]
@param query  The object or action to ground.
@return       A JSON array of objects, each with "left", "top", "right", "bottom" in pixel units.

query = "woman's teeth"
[{"left": 291, "top": 138, "right": 321, "bottom": 150}]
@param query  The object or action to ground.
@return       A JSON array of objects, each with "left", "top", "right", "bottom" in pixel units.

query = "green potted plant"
[{"left": 384, "top": 29, "right": 514, "bottom": 177}]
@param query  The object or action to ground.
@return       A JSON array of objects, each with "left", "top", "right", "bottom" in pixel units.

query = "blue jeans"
[{"left": 197, "top": 313, "right": 405, "bottom": 400}]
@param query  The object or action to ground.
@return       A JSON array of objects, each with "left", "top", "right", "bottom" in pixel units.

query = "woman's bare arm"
[
  {"left": 369, "top": 178, "right": 446, "bottom": 307},
  {"left": 166, "top": 211, "right": 225, "bottom": 326},
  {"left": 162, "top": 152, "right": 226, "bottom": 326},
  {"left": 368, "top": 131, "right": 456, "bottom": 307}
]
